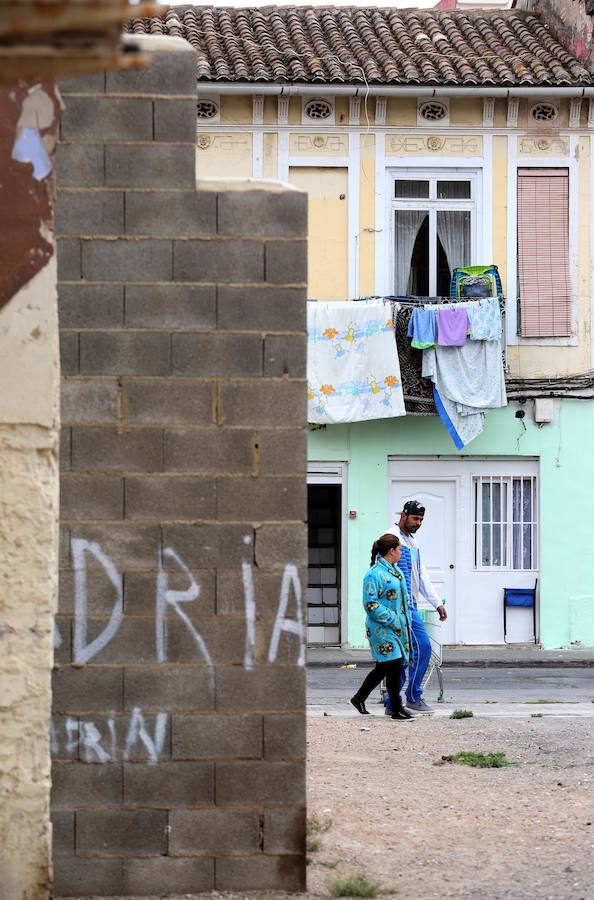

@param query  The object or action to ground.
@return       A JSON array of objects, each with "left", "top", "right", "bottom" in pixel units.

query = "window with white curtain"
[
  {"left": 473, "top": 475, "right": 538, "bottom": 570},
  {"left": 391, "top": 172, "right": 476, "bottom": 296}
]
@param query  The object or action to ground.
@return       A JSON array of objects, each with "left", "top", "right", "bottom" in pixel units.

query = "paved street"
[{"left": 308, "top": 665, "right": 594, "bottom": 717}]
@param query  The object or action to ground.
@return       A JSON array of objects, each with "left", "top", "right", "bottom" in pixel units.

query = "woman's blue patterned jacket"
[{"left": 363, "top": 555, "right": 412, "bottom": 663}]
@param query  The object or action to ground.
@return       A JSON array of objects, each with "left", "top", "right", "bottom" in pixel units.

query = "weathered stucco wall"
[{"left": 0, "top": 85, "right": 61, "bottom": 900}]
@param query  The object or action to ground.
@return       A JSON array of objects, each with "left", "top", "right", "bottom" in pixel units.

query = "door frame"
[{"left": 307, "top": 462, "right": 349, "bottom": 646}]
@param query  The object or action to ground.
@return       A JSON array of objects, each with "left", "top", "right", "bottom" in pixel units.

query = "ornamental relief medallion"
[
  {"left": 196, "top": 134, "right": 249, "bottom": 151},
  {"left": 387, "top": 135, "right": 481, "bottom": 155},
  {"left": 518, "top": 137, "right": 569, "bottom": 156},
  {"left": 290, "top": 134, "right": 348, "bottom": 154}
]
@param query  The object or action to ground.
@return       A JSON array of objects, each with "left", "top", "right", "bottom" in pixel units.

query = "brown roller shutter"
[{"left": 517, "top": 168, "right": 571, "bottom": 337}]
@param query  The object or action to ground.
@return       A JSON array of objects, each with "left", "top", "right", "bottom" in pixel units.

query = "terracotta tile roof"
[{"left": 126, "top": 5, "right": 594, "bottom": 87}]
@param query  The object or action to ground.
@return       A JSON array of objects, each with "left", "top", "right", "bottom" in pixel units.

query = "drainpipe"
[{"left": 197, "top": 83, "right": 594, "bottom": 98}]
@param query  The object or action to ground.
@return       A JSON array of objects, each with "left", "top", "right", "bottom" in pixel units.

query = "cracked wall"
[
  {"left": 53, "top": 36, "right": 307, "bottom": 896},
  {"left": 0, "top": 83, "right": 61, "bottom": 900}
]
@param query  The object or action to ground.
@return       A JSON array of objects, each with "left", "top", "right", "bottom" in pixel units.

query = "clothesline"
[{"left": 354, "top": 295, "right": 505, "bottom": 309}]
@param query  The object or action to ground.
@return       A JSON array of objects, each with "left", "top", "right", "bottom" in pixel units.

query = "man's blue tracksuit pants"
[{"left": 385, "top": 607, "right": 432, "bottom": 710}]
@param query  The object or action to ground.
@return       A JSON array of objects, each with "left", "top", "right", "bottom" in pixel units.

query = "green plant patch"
[
  {"left": 307, "top": 835, "right": 322, "bottom": 853},
  {"left": 523, "top": 699, "right": 570, "bottom": 704},
  {"left": 450, "top": 709, "right": 474, "bottom": 719},
  {"left": 329, "top": 871, "right": 385, "bottom": 898},
  {"left": 439, "top": 751, "right": 513, "bottom": 768},
  {"left": 307, "top": 814, "right": 333, "bottom": 835}
]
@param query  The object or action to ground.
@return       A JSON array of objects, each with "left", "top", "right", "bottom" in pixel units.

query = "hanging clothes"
[
  {"left": 407, "top": 306, "right": 437, "bottom": 349},
  {"left": 308, "top": 301, "right": 406, "bottom": 424},
  {"left": 422, "top": 340, "right": 507, "bottom": 448},
  {"left": 467, "top": 298, "right": 502, "bottom": 341},
  {"left": 437, "top": 306, "right": 469, "bottom": 346},
  {"left": 393, "top": 305, "right": 436, "bottom": 415}
]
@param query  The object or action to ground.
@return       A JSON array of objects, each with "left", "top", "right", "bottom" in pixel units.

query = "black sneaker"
[
  {"left": 391, "top": 708, "right": 415, "bottom": 721},
  {"left": 350, "top": 697, "right": 370, "bottom": 715}
]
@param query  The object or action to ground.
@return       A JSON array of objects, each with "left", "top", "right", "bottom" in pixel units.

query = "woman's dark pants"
[{"left": 353, "top": 658, "right": 402, "bottom": 712}]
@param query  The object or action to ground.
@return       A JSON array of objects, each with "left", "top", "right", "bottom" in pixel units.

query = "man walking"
[{"left": 385, "top": 500, "right": 447, "bottom": 714}]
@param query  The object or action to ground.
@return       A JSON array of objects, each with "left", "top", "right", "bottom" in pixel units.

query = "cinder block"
[
  {"left": 60, "top": 526, "right": 71, "bottom": 568},
  {"left": 64, "top": 523, "right": 160, "bottom": 570},
  {"left": 53, "top": 858, "right": 123, "bottom": 897},
  {"left": 123, "top": 857, "right": 214, "bottom": 894},
  {"left": 172, "top": 333, "right": 262, "bottom": 377},
  {"left": 56, "top": 190, "right": 124, "bottom": 236},
  {"left": 257, "top": 428, "right": 308, "bottom": 476},
  {"left": 61, "top": 379, "right": 118, "bottom": 426},
  {"left": 58, "top": 569, "right": 123, "bottom": 616},
  {"left": 215, "top": 761, "right": 304, "bottom": 805},
  {"left": 56, "top": 142, "right": 104, "bottom": 188},
  {"left": 264, "top": 335, "right": 307, "bottom": 378},
  {"left": 124, "top": 665, "right": 215, "bottom": 712},
  {"left": 123, "top": 761, "right": 213, "bottom": 807},
  {"left": 72, "top": 427, "right": 163, "bottom": 472},
  {"left": 105, "top": 145, "right": 196, "bottom": 189},
  {"left": 60, "top": 427, "right": 72, "bottom": 470},
  {"left": 58, "top": 239, "right": 82, "bottom": 281},
  {"left": 216, "top": 567, "right": 306, "bottom": 617},
  {"left": 215, "top": 854, "right": 305, "bottom": 891},
  {"left": 154, "top": 98, "right": 198, "bottom": 142},
  {"left": 173, "top": 239, "right": 264, "bottom": 283},
  {"left": 219, "top": 380, "right": 306, "bottom": 426},
  {"left": 82, "top": 238, "right": 172, "bottom": 282},
  {"left": 105, "top": 41, "right": 197, "bottom": 95},
  {"left": 53, "top": 618, "right": 73, "bottom": 665},
  {"left": 170, "top": 810, "right": 260, "bottom": 856},
  {"left": 73, "top": 712, "right": 171, "bottom": 763},
  {"left": 52, "top": 667, "right": 123, "bottom": 714},
  {"left": 265, "top": 240, "right": 307, "bottom": 285},
  {"left": 217, "top": 285, "right": 306, "bottom": 332},
  {"left": 125, "top": 190, "right": 216, "bottom": 237},
  {"left": 60, "top": 332, "right": 79, "bottom": 375},
  {"left": 218, "top": 191, "right": 307, "bottom": 238},
  {"left": 124, "top": 569, "right": 216, "bottom": 617},
  {"left": 60, "top": 474, "right": 124, "bottom": 520},
  {"left": 80, "top": 332, "right": 171, "bottom": 376},
  {"left": 123, "top": 378, "right": 214, "bottom": 426},
  {"left": 172, "top": 714, "right": 262, "bottom": 760},
  {"left": 59, "top": 284, "right": 124, "bottom": 328},
  {"left": 216, "top": 666, "right": 305, "bottom": 712},
  {"left": 217, "top": 476, "right": 305, "bottom": 522},
  {"left": 76, "top": 809, "right": 168, "bottom": 856},
  {"left": 61, "top": 96, "right": 153, "bottom": 141},
  {"left": 51, "top": 811, "right": 75, "bottom": 856},
  {"left": 125, "top": 284, "right": 216, "bottom": 329},
  {"left": 51, "top": 761, "right": 123, "bottom": 809},
  {"left": 161, "top": 524, "right": 253, "bottom": 568},
  {"left": 164, "top": 428, "right": 256, "bottom": 474},
  {"left": 264, "top": 714, "right": 305, "bottom": 760},
  {"left": 125, "top": 475, "right": 216, "bottom": 520},
  {"left": 59, "top": 72, "right": 105, "bottom": 92},
  {"left": 255, "top": 523, "right": 307, "bottom": 569},
  {"left": 263, "top": 808, "right": 306, "bottom": 854}
]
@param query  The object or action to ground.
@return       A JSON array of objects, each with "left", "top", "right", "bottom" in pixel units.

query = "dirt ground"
[{"left": 304, "top": 714, "right": 594, "bottom": 900}]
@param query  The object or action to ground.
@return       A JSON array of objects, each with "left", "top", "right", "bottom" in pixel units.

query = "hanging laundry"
[
  {"left": 393, "top": 305, "right": 436, "bottom": 415},
  {"left": 467, "top": 298, "right": 502, "bottom": 341},
  {"left": 308, "top": 302, "right": 405, "bottom": 424},
  {"left": 422, "top": 341, "right": 507, "bottom": 449},
  {"left": 407, "top": 306, "right": 437, "bottom": 350},
  {"left": 437, "top": 306, "right": 469, "bottom": 346}
]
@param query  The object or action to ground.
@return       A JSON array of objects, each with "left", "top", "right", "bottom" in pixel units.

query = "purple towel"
[{"left": 437, "top": 307, "right": 469, "bottom": 346}]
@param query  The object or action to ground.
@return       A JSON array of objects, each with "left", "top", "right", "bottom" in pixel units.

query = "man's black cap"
[{"left": 403, "top": 500, "right": 425, "bottom": 516}]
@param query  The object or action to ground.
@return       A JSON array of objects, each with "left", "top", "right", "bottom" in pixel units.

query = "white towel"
[{"left": 307, "top": 302, "right": 405, "bottom": 424}]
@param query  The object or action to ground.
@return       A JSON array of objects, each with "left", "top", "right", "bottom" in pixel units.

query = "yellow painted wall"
[
  {"left": 386, "top": 97, "right": 417, "bottom": 126},
  {"left": 196, "top": 132, "right": 253, "bottom": 177},
  {"left": 492, "top": 135, "right": 508, "bottom": 295},
  {"left": 359, "top": 133, "right": 375, "bottom": 297},
  {"left": 450, "top": 97, "right": 482, "bottom": 126},
  {"left": 263, "top": 132, "right": 278, "bottom": 179},
  {"left": 289, "top": 166, "right": 348, "bottom": 300},
  {"left": 220, "top": 94, "right": 252, "bottom": 125}
]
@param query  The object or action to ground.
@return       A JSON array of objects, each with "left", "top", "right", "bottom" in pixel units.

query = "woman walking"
[{"left": 350, "top": 533, "right": 414, "bottom": 721}]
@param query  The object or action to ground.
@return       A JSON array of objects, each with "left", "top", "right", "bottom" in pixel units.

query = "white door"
[{"left": 389, "top": 478, "right": 457, "bottom": 645}]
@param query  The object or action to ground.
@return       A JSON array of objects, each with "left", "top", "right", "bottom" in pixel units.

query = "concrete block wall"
[{"left": 53, "top": 35, "right": 307, "bottom": 896}]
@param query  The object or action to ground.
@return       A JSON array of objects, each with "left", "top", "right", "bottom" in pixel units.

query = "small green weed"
[
  {"left": 439, "top": 751, "right": 512, "bottom": 768},
  {"left": 307, "top": 814, "right": 333, "bottom": 835},
  {"left": 484, "top": 700, "right": 497, "bottom": 704},
  {"left": 307, "top": 835, "right": 322, "bottom": 853},
  {"left": 319, "top": 859, "right": 340, "bottom": 869},
  {"left": 531, "top": 713, "right": 543, "bottom": 718},
  {"left": 525, "top": 699, "right": 563, "bottom": 704},
  {"left": 450, "top": 709, "right": 474, "bottom": 719},
  {"left": 329, "top": 871, "right": 384, "bottom": 898}
]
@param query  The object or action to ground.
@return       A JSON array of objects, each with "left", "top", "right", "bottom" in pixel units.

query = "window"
[
  {"left": 473, "top": 476, "right": 537, "bottom": 570},
  {"left": 517, "top": 168, "right": 571, "bottom": 337},
  {"left": 392, "top": 172, "right": 475, "bottom": 296}
]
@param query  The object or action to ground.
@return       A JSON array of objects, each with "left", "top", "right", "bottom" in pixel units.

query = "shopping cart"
[{"left": 380, "top": 605, "right": 445, "bottom": 706}]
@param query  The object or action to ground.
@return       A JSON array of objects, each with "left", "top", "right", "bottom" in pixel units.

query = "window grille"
[
  {"left": 196, "top": 99, "right": 218, "bottom": 120},
  {"left": 304, "top": 98, "right": 333, "bottom": 120},
  {"left": 473, "top": 475, "right": 537, "bottom": 570},
  {"left": 517, "top": 168, "right": 571, "bottom": 337},
  {"left": 530, "top": 102, "right": 558, "bottom": 123}
]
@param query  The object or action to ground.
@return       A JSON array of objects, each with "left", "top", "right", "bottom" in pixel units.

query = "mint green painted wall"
[{"left": 308, "top": 400, "right": 594, "bottom": 649}]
